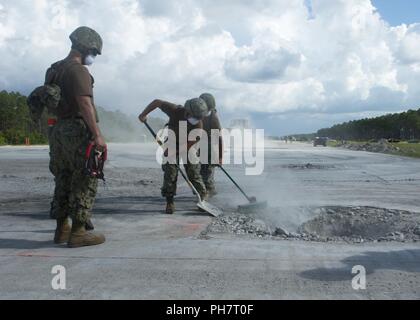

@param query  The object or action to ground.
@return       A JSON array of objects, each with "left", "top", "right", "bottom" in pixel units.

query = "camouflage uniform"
[
  {"left": 200, "top": 163, "right": 216, "bottom": 194},
  {"left": 157, "top": 100, "right": 208, "bottom": 200},
  {"left": 162, "top": 157, "right": 207, "bottom": 199},
  {"left": 47, "top": 56, "right": 99, "bottom": 225},
  {"left": 49, "top": 119, "right": 97, "bottom": 224},
  {"left": 44, "top": 26, "right": 106, "bottom": 247}
]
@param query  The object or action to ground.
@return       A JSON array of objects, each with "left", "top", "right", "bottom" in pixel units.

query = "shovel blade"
[{"left": 197, "top": 201, "right": 223, "bottom": 217}]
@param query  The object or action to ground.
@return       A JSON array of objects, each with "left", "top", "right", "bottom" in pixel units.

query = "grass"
[
  {"left": 326, "top": 140, "right": 340, "bottom": 147},
  {"left": 328, "top": 140, "right": 420, "bottom": 159},
  {"left": 327, "top": 140, "right": 368, "bottom": 147},
  {"left": 390, "top": 142, "right": 420, "bottom": 158}
]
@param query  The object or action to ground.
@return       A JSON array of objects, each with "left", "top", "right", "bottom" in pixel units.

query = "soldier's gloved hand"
[{"left": 94, "top": 134, "right": 107, "bottom": 151}]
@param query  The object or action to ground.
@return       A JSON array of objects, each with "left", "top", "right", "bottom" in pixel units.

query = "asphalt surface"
[{"left": 0, "top": 142, "right": 419, "bottom": 299}]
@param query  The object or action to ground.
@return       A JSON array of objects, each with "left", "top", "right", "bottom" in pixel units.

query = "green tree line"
[
  {"left": 0, "top": 90, "right": 165, "bottom": 145},
  {"left": 317, "top": 109, "right": 420, "bottom": 141},
  {"left": 0, "top": 90, "right": 48, "bottom": 145}
]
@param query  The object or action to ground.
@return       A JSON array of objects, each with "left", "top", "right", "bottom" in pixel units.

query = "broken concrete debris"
[{"left": 205, "top": 206, "right": 420, "bottom": 243}]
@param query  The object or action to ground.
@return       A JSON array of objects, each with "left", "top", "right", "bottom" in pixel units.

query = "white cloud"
[
  {"left": 396, "top": 23, "right": 420, "bottom": 64},
  {"left": 0, "top": 0, "right": 420, "bottom": 127},
  {"left": 225, "top": 46, "right": 302, "bottom": 82}
]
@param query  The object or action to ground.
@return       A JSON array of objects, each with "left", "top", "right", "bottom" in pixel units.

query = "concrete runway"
[{"left": 0, "top": 142, "right": 419, "bottom": 299}]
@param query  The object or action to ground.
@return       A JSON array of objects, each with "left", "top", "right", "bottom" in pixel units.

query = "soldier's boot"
[
  {"left": 54, "top": 217, "right": 71, "bottom": 244},
  {"left": 85, "top": 218, "right": 94, "bottom": 231},
  {"left": 67, "top": 222, "right": 105, "bottom": 248},
  {"left": 166, "top": 197, "right": 175, "bottom": 214}
]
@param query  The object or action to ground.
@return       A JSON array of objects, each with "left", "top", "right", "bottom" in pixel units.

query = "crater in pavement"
[{"left": 204, "top": 206, "right": 420, "bottom": 243}]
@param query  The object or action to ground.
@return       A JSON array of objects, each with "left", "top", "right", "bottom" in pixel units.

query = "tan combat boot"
[
  {"left": 54, "top": 217, "right": 71, "bottom": 244},
  {"left": 67, "top": 221, "right": 105, "bottom": 248},
  {"left": 166, "top": 197, "right": 175, "bottom": 214}
]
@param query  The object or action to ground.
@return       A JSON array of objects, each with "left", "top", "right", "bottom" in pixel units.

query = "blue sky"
[{"left": 372, "top": 0, "right": 420, "bottom": 26}]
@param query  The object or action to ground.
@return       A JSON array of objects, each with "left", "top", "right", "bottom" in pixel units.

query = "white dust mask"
[
  {"left": 187, "top": 117, "right": 200, "bottom": 125},
  {"left": 84, "top": 54, "right": 96, "bottom": 66}
]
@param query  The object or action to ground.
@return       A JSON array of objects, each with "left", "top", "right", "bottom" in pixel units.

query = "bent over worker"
[{"left": 139, "top": 98, "right": 209, "bottom": 214}]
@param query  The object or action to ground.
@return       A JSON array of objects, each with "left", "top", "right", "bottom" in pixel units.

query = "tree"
[{"left": 317, "top": 108, "right": 420, "bottom": 141}]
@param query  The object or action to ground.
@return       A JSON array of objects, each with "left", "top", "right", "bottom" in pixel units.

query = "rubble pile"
[
  {"left": 298, "top": 206, "right": 420, "bottom": 243},
  {"left": 206, "top": 214, "right": 272, "bottom": 238},
  {"left": 337, "top": 139, "right": 400, "bottom": 154},
  {"left": 205, "top": 206, "right": 420, "bottom": 243}
]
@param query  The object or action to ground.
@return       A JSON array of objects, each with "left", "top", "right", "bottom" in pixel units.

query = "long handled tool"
[
  {"left": 144, "top": 121, "right": 222, "bottom": 217},
  {"left": 217, "top": 165, "right": 267, "bottom": 213}
]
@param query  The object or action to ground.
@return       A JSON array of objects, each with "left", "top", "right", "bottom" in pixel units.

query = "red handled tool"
[{"left": 84, "top": 142, "right": 107, "bottom": 181}]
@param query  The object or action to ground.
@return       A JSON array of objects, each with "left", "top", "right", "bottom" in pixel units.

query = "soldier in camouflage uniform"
[
  {"left": 199, "top": 93, "right": 223, "bottom": 197},
  {"left": 139, "top": 98, "right": 208, "bottom": 214},
  {"left": 49, "top": 26, "right": 106, "bottom": 248}
]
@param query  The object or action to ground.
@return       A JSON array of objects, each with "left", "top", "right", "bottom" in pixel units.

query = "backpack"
[
  {"left": 27, "top": 60, "right": 76, "bottom": 121},
  {"left": 27, "top": 84, "right": 61, "bottom": 121}
]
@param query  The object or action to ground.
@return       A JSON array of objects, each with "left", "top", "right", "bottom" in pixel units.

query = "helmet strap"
[{"left": 71, "top": 43, "right": 90, "bottom": 57}]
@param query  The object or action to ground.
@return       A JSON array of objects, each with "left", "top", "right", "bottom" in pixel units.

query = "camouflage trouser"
[
  {"left": 200, "top": 164, "right": 216, "bottom": 193},
  {"left": 161, "top": 157, "right": 207, "bottom": 199},
  {"left": 49, "top": 119, "right": 98, "bottom": 224}
]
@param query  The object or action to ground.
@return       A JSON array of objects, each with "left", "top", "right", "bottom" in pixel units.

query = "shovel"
[
  {"left": 143, "top": 121, "right": 222, "bottom": 217},
  {"left": 217, "top": 165, "right": 267, "bottom": 213}
]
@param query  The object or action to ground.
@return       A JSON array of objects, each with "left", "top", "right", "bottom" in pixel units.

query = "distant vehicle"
[{"left": 314, "top": 137, "right": 328, "bottom": 147}]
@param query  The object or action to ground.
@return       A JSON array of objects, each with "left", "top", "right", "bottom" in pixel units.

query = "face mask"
[
  {"left": 84, "top": 54, "right": 96, "bottom": 66},
  {"left": 187, "top": 117, "right": 200, "bottom": 125}
]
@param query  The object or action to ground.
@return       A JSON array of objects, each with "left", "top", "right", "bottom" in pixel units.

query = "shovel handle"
[
  {"left": 144, "top": 121, "right": 162, "bottom": 145},
  {"left": 217, "top": 165, "right": 253, "bottom": 203}
]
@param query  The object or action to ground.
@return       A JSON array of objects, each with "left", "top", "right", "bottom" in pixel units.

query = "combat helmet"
[
  {"left": 70, "top": 26, "right": 103, "bottom": 55},
  {"left": 199, "top": 93, "right": 216, "bottom": 111},
  {"left": 184, "top": 98, "right": 208, "bottom": 120}
]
